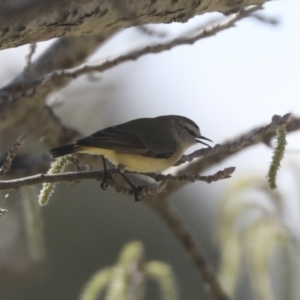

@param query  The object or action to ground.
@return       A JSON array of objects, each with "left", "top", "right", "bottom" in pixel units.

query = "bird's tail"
[{"left": 49, "top": 144, "right": 80, "bottom": 158}]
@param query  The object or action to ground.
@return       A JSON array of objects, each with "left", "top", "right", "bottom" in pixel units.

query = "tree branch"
[
  {"left": 0, "top": 167, "right": 234, "bottom": 194},
  {"left": 176, "top": 113, "right": 292, "bottom": 174},
  {"left": 149, "top": 167, "right": 235, "bottom": 183},
  {"left": 4, "top": 5, "right": 267, "bottom": 98},
  {"left": 0, "top": 0, "right": 269, "bottom": 50},
  {"left": 146, "top": 199, "right": 230, "bottom": 300},
  {"left": 0, "top": 153, "right": 51, "bottom": 177},
  {"left": 0, "top": 133, "right": 27, "bottom": 176},
  {"left": 0, "top": 35, "right": 111, "bottom": 146}
]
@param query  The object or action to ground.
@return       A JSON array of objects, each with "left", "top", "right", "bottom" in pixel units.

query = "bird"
[{"left": 49, "top": 115, "right": 212, "bottom": 200}]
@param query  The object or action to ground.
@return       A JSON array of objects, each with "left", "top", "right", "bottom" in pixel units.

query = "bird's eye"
[{"left": 186, "top": 128, "right": 198, "bottom": 137}]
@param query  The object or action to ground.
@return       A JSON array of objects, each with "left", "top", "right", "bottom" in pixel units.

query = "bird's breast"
[{"left": 79, "top": 147, "right": 183, "bottom": 173}]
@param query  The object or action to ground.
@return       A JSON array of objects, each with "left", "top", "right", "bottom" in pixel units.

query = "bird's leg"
[
  {"left": 117, "top": 169, "right": 143, "bottom": 202},
  {"left": 100, "top": 156, "right": 113, "bottom": 190}
]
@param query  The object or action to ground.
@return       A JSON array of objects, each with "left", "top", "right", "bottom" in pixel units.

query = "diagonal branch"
[
  {"left": 0, "top": 35, "right": 112, "bottom": 145},
  {"left": 1, "top": 5, "right": 268, "bottom": 100},
  {"left": 3, "top": 4, "right": 267, "bottom": 99},
  {"left": 176, "top": 113, "right": 292, "bottom": 174},
  {"left": 149, "top": 167, "right": 235, "bottom": 183},
  {"left": 146, "top": 199, "right": 230, "bottom": 300},
  {"left": 51, "top": 6, "right": 265, "bottom": 80}
]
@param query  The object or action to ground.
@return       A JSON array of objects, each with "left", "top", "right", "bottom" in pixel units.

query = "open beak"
[{"left": 196, "top": 135, "right": 213, "bottom": 147}]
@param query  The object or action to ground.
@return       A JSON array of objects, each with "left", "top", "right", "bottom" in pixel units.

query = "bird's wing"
[{"left": 76, "top": 125, "right": 175, "bottom": 158}]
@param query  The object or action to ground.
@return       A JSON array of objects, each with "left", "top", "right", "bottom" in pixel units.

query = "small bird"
[{"left": 50, "top": 115, "right": 212, "bottom": 200}]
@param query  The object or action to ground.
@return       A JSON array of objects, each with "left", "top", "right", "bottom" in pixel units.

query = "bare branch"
[
  {"left": 1, "top": 5, "right": 266, "bottom": 100},
  {"left": 39, "top": 6, "right": 266, "bottom": 88},
  {"left": 149, "top": 167, "right": 236, "bottom": 183},
  {"left": 114, "top": 181, "right": 168, "bottom": 199},
  {"left": 25, "top": 104, "right": 82, "bottom": 147},
  {"left": 24, "top": 43, "right": 37, "bottom": 75},
  {"left": 0, "top": 35, "right": 110, "bottom": 147},
  {"left": 0, "top": 0, "right": 269, "bottom": 50},
  {"left": 146, "top": 199, "right": 230, "bottom": 300},
  {"left": 9, "top": 35, "right": 111, "bottom": 85},
  {"left": 0, "top": 153, "right": 51, "bottom": 177},
  {"left": 251, "top": 13, "right": 279, "bottom": 25},
  {"left": 0, "top": 166, "right": 233, "bottom": 192},
  {"left": 176, "top": 113, "right": 292, "bottom": 173},
  {"left": 0, "top": 133, "right": 27, "bottom": 176}
]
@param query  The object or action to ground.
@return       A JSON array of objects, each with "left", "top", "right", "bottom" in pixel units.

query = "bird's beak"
[{"left": 195, "top": 135, "right": 213, "bottom": 147}]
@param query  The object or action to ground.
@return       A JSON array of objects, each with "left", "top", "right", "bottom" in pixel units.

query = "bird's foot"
[{"left": 132, "top": 186, "right": 144, "bottom": 202}]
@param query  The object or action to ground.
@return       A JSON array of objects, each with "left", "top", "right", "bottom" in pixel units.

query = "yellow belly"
[{"left": 78, "top": 147, "right": 182, "bottom": 173}]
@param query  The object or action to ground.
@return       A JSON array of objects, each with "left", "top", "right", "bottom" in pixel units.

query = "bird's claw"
[
  {"left": 100, "top": 181, "right": 109, "bottom": 190},
  {"left": 100, "top": 170, "right": 113, "bottom": 190},
  {"left": 133, "top": 186, "right": 144, "bottom": 202}
]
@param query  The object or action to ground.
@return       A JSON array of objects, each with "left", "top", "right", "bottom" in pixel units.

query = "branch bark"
[
  {"left": 0, "top": 0, "right": 269, "bottom": 50},
  {"left": 0, "top": 167, "right": 234, "bottom": 192},
  {"left": 0, "top": 34, "right": 112, "bottom": 145},
  {"left": 147, "top": 199, "right": 230, "bottom": 300}
]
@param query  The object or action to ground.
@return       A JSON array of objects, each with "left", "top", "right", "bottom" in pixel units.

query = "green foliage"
[
  {"left": 38, "top": 155, "right": 73, "bottom": 206},
  {"left": 146, "top": 261, "right": 178, "bottom": 300},
  {"left": 79, "top": 241, "right": 179, "bottom": 300},
  {"left": 22, "top": 186, "right": 45, "bottom": 261},
  {"left": 268, "top": 125, "right": 287, "bottom": 190},
  {"left": 218, "top": 176, "right": 296, "bottom": 300}
]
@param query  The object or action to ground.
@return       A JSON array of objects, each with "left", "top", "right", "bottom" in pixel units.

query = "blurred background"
[{"left": 0, "top": 0, "right": 300, "bottom": 299}]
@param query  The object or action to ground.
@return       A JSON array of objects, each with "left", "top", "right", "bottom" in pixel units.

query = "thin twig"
[
  {"left": 24, "top": 43, "right": 37, "bottom": 75},
  {"left": 176, "top": 113, "right": 292, "bottom": 174},
  {"left": 137, "top": 25, "right": 167, "bottom": 38},
  {"left": 0, "top": 152, "right": 51, "bottom": 177},
  {"left": 149, "top": 167, "right": 235, "bottom": 183},
  {"left": 251, "top": 13, "right": 279, "bottom": 25},
  {"left": 177, "top": 114, "right": 291, "bottom": 166},
  {"left": 114, "top": 181, "right": 168, "bottom": 198},
  {"left": 0, "top": 133, "right": 27, "bottom": 176},
  {"left": 0, "top": 35, "right": 111, "bottom": 138},
  {"left": 46, "top": 6, "right": 263, "bottom": 82}
]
